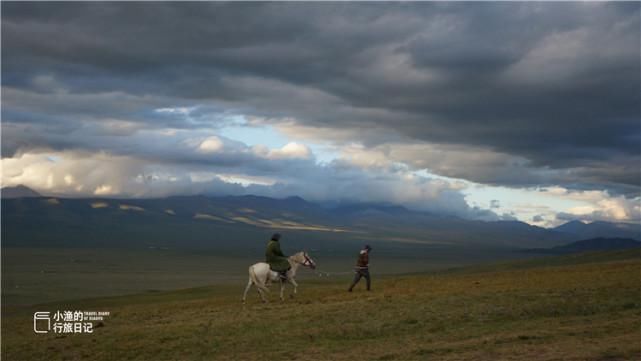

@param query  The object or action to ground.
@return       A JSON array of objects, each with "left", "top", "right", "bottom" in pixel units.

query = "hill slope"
[
  {"left": 523, "top": 237, "right": 641, "bottom": 255},
  {"left": 3, "top": 250, "right": 639, "bottom": 360}
]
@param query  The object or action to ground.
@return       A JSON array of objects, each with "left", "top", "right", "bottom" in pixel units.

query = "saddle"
[{"left": 269, "top": 267, "right": 289, "bottom": 281}]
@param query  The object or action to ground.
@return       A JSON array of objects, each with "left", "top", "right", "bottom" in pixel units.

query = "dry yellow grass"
[{"left": 2, "top": 252, "right": 639, "bottom": 360}]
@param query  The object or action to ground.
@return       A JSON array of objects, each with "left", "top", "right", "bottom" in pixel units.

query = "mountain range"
[
  {"left": 3, "top": 185, "right": 639, "bottom": 252},
  {"left": 553, "top": 219, "right": 640, "bottom": 241}
]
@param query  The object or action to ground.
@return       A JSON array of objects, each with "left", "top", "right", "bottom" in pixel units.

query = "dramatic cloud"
[
  {"left": 546, "top": 187, "right": 641, "bottom": 224},
  {"left": 1, "top": 149, "right": 496, "bottom": 221},
  {"left": 1, "top": 3, "right": 639, "bottom": 224}
]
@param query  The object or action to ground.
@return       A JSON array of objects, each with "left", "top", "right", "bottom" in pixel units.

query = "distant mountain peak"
[
  {"left": 1, "top": 185, "right": 42, "bottom": 198},
  {"left": 553, "top": 219, "right": 639, "bottom": 241},
  {"left": 331, "top": 202, "right": 412, "bottom": 216},
  {"left": 284, "top": 195, "right": 307, "bottom": 203},
  {"left": 554, "top": 220, "right": 587, "bottom": 232},
  {"left": 280, "top": 195, "right": 317, "bottom": 209}
]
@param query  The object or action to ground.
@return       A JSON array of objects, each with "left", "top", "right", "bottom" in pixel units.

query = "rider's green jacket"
[{"left": 265, "top": 239, "right": 290, "bottom": 272}]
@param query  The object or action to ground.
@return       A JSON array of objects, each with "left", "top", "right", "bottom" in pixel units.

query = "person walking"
[{"left": 348, "top": 244, "right": 372, "bottom": 292}]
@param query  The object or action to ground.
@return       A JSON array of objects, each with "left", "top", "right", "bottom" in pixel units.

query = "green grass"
[{"left": 2, "top": 250, "right": 640, "bottom": 360}]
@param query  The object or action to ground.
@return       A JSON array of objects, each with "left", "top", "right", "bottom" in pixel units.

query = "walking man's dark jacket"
[{"left": 356, "top": 251, "right": 369, "bottom": 269}]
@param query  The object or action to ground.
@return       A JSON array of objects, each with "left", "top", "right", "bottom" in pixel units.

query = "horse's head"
[{"left": 301, "top": 252, "right": 316, "bottom": 270}]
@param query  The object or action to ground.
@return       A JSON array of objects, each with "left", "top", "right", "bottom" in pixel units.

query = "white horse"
[{"left": 242, "top": 251, "right": 316, "bottom": 303}]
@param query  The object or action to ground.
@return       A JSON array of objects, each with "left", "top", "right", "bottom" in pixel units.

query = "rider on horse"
[{"left": 265, "top": 233, "right": 290, "bottom": 280}]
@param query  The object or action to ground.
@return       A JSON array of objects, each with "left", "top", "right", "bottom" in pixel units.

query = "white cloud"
[
  {"left": 63, "top": 174, "right": 75, "bottom": 185},
  {"left": 154, "top": 106, "right": 197, "bottom": 115},
  {"left": 94, "top": 184, "right": 116, "bottom": 196},
  {"left": 537, "top": 187, "right": 641, "bottom": 224},
  {"left": 2, "top": 151, "right": 142, "bottom": 196},
  {"left": 273, "top": 142, "right": 312, "bottom": 159},
  {"left": 1, "top": 151, "right": 220, "bottom": 198},
  {"left": 217, "top": 174, "right": 276, "bottom": 187},
  {"left": 252, "top": 142, "right": 312, "bottom": 160},
  {"left": 339, "top": 143, "right": 393, "bottom": 169},
  {"left": 198, "top": 136, "right": 224, "bottom": 153}
]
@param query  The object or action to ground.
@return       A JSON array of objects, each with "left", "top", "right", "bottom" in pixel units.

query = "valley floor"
[{"left": 2, "top": 250, "right": 640, "bottom": 360}]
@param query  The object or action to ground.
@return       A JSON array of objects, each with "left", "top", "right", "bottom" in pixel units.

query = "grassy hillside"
[{"left": 3, "top": 250, "right": 639, "bottom": 360}]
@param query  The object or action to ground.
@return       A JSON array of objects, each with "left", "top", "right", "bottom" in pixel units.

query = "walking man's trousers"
[{"left": 349, "top": 268, "right": 371, "bottom": 291}]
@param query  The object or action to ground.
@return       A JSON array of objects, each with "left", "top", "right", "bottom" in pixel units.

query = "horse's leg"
[
  {"left": 242, "top": 277, "right": 253, "bottom": 303},
  {"left": 279, "top": 280, "right": 285, "bottom": 301},
  {"left": 289, "top": 278, "right": 298, "bottom": 297},
  {"left": 257, "top": 286, "right": 268, "bottom": 303},
  {"left": 254, "top": 280, "right": 268, "bottom": 303},
  {"left": 257, "top": 276, "right": 269, "bottom": 303}
]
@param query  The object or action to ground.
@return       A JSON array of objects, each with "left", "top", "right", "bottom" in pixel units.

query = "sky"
[{"left": 1, "top": 2, "right": 640, "bottom": 227}]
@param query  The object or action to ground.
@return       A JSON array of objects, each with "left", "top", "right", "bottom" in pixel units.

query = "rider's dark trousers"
[{"left": 349, "top": 268, "right": 370, "bottom": 291}]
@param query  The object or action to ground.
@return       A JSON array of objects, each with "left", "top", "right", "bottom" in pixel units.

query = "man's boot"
[{"left": 279, "top": 271, "right": 288, "bottom": 281}]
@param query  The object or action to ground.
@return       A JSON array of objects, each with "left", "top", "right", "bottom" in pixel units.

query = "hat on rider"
[
  {"left": 364, "top": 244, "right": 372, "bottom": 251},
  {"left": 271, "top": 233, "right": 281, "bottom": 241}
]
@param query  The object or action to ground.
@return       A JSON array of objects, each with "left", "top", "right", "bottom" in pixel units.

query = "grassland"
[
  {"left": 2, "top": 246, "right": 526, "bottom": 305},
  {"left": 2, "top": 249, "right": 640, "bottom": 360}
]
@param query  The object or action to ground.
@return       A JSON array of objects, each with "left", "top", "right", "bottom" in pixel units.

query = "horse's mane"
[{"left": 289, "top": 251, "right": 305, "bottom": 260}]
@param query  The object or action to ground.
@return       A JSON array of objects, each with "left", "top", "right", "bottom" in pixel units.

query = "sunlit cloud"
[
  {"left": 255, "top": 142, "right": 312, "bottom": 160},
  {"left": 197, "top": 136, "right": 224, "bottom": 153}
]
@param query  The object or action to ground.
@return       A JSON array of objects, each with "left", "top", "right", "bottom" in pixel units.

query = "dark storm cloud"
[{"left": 2, "top": 2, "right": 639, "bottom": 194}]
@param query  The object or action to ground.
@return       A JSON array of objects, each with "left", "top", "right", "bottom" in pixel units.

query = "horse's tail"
[{"left": 249, "top": 265, "right": 270, "bottom": 293}]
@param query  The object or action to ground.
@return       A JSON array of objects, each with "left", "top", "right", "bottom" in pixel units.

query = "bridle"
[{"left": 294, "top": 252, "right": 316, "bottom": 269}]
